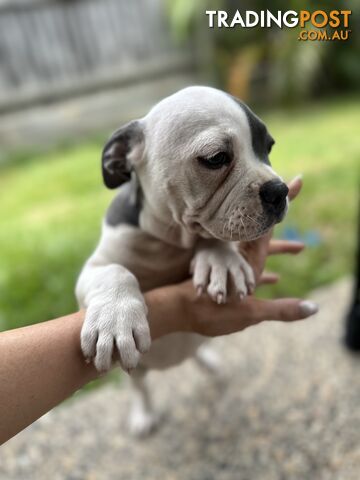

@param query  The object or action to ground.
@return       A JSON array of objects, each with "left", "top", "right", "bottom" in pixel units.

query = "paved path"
[{"left": 1, "top": 279, "right": 359, "bottom": 480}]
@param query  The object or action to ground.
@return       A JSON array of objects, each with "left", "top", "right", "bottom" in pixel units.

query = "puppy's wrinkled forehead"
[{"left": 144, "top": 86, "right": 273, "bottom": 163}]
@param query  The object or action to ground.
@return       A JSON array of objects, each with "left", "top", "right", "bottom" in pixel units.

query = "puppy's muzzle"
[{"left": 259, "top": 180, "right": 289, "bottom": 223}]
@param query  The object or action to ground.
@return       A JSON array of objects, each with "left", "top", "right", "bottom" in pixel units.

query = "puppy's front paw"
[
  {"left": 191, "top": 245, "right": 255, "bottom": 303},
  {"left": 81, "top": 296, "right": 150, "bottom": 372}
]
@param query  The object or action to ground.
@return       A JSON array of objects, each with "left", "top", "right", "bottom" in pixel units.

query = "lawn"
[{"left": 0, "top": 96, "right": 359, "bottom": 334}]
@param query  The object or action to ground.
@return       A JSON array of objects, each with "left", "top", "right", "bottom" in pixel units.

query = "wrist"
[{"left": 145, "top": 281, "right": 193, "bottom": 339}]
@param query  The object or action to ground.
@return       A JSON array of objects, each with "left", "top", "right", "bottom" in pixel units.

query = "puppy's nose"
[{"left": 259, "top": 180, "right": 289, "bottom": 211}]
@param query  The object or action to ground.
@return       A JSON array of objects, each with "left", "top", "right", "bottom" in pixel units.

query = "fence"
[{"left": 0, "top": 0, "right": 195, "bottom": 113}]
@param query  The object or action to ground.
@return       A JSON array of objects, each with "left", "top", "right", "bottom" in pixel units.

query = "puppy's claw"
[
  {"left": 216, "top": 292, "right": 225, "bottom": 304},
  {"left": 191, "top": 245, "right": 254, "bottom": 304},
  {"left": 196, "top": 285, "right": 204, "bottom": 297}
]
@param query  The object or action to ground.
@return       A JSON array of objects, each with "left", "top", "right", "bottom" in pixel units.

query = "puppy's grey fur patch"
[
  {"left": 229, "top": 95, "right": 274, "bottom": 165},
  {"left": 106, "top": 177, "right": 141, "bottom": 227}
]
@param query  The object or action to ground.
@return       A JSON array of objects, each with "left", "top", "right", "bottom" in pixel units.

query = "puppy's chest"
[{"left": 109, "top": 225, "right": 194, "bottom": 291}]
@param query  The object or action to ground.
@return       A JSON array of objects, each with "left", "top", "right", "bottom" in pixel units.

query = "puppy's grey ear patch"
[{"left": 102, "top": 120, "right": 143, "bottom": 189}]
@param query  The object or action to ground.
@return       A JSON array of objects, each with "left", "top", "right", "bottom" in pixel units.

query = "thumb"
[{"left": 246, "top": 297, "right": 319, "bottom": 324}]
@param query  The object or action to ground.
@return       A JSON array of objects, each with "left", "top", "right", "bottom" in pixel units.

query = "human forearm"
[
  {"left": 0, "top": 311, "right": 94, "bottom": 444},
  {"left": 0, "top": 285, "right": 187, "bottom": 444},
  {"left": 0, "top": 278, "right": 317, "bottom": 445}
]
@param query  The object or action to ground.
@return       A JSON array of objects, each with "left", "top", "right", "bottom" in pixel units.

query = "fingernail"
[
  {"left": 196, "top": 286, "right": 204, "bottom": 297},
  {"left": 293, "top": 173, "right": 303, "bottom": 181},
  {"left": 300, "top": 300, "right": 318, "bottom": 317}
]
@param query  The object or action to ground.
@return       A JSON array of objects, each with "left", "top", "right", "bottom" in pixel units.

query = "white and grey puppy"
[{"left": 76, "top": 86, "right": 289, "bottom": 435}]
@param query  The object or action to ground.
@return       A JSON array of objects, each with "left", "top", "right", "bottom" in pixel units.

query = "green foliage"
[
  {"left": 0, "top": 141, "right": 113, "bottom": 331},
  {"left": 261, "top": 97, "right": 359, "bottom": 298},
  {"left": 165, "top": 0, "right": 360, "bottom": 103},
  {"left": 0, "top": 97, "right": 358, "bottom": 335}
]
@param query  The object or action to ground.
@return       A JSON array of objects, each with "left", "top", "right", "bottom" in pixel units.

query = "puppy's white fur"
[{"left": 76, "top": 86, "right": 286, "bottom": 435}]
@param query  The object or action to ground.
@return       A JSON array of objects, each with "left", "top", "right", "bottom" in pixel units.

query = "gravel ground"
[{"left": 1, "top": 278, "right": 359, "bottom": 480}]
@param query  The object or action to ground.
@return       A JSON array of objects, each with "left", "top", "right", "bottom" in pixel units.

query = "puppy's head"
[{"left": 102, "top": 86, "right": 288, "bottom": 241}]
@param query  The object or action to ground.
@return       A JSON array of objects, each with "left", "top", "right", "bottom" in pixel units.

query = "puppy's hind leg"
[
  {"left": 128, "top": 367, "right": 160, "bottom": 437},
  {"left": 194, "top": 343, "right": 223, "bottom": 377}
]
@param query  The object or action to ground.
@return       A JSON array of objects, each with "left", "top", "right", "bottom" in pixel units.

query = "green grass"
[
  {"left": 262, "top": 97, "right": 359, "bottom": 298},
  {"left": 0, "top": 97, "right": 359, "bottom": 334}
]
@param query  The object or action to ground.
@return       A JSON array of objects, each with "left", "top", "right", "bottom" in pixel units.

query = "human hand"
[{"left": 178, "top": 280, "right": 318, "bottom": 338}]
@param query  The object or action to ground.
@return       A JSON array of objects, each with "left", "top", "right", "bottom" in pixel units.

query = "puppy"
[{"left": 76, "top": 86, "right": 289, "bottom": 435}]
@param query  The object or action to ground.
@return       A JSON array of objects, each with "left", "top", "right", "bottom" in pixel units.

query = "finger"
[
  {"left": 245, "top": 297, "right": 319, "bottom": 323},
  {"left": 288, "top": 175, "right": 303, "bottom": 201},
  {"left": 268, "top": 240, "right": 305, "bottom": 255},
  {"left": 258, "top": 272, "right": 280, "bottom": 285}
]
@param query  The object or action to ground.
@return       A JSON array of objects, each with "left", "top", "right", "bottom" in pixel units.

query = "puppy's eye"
[{"left": 198, "top": 151, "right": 231, "bottom": 170}]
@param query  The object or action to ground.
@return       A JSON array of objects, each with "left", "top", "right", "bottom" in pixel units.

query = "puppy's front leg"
[
  {"left": 76, "top": 262, "right": 150, "bottom": 372},
  {"left": 191, "top": 239, "right": 255, "bottom": 303}
]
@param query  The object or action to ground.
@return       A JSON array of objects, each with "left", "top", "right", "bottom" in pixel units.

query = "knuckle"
[{"left": 278, "top": 306, "right": 289, "bottom": 320}]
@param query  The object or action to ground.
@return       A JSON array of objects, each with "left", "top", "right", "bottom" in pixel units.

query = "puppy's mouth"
[
  {"left": 218, "top": 215, "right": 274, "bottom": 242},
  {"left": 189, "top": 204, "right": 287, "bottom": 242}
]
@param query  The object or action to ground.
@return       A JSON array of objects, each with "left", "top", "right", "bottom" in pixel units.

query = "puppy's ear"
[{"left": 102, "top": 120, "right": 144, "bottom": 189}]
